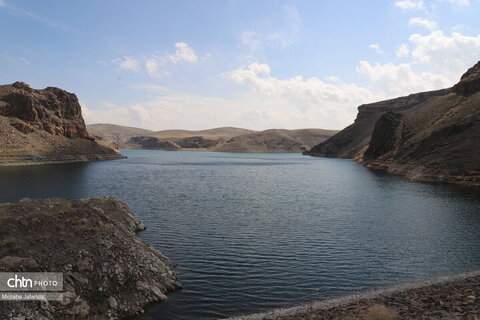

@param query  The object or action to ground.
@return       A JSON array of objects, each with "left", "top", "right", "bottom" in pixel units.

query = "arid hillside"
[{"left": 305, "top": 61, "right": 480, "bottom": 185}]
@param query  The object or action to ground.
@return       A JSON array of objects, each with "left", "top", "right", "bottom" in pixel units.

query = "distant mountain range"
[
  {"left": 87, "top": 124, "right": 338, "bottom": 153},
  {"left": 305, "top": 61, "right": 480, "bottom": 186}
]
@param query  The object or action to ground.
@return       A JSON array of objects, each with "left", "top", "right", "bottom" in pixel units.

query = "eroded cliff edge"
[
  {"left": 304, "top": 61, "right": 480, "bottom": 185},
  {"left": 0, "top": 82, "right": 124, "bottom": 165},
  {"left": 0, "top": 196, "right": 181, "bottom": 319}
]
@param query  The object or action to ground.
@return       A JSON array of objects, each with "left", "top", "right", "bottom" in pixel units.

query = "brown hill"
[
  {"left": 0, "top": 82, "right": 123, "bottom": 165},
  {"left": 152, "top": 127, "right": 254, "bottom": 140},
  {"left": 305, "top": 61, "right": 480, "bottom": 185},
  {"left": 89, "top": 124, "right": 254, "bottom": 150},
  {"left": 215, "top": 129, "right": 338, "bottom": 153},
  {"left": 87, "top": 123, "right": 154, "bottom": 144}
]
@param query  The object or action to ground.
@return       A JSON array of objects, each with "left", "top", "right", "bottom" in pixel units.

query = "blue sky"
[{"left": 1, "top": 0, "right": 480, "bottom": 130}]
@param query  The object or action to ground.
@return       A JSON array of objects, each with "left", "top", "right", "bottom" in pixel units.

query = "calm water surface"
[{"left": 1, "top": 150, "right": 480, "bottom": 319}]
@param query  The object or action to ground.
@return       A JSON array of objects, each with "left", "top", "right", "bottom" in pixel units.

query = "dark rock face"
[
  {"left": 128, "top": 136, "right": 180, "bottom": 150},
  {"left": 363, "top": 111, "right": 404, "bottom": 161},
  {"left": 305, "top": 60, "right": 480, "bottom": 185},
  {"left": 303, "top": 113, "right": 381, "bottom": 160},
  {"left": 0, "top": 196, "right": 181, "bottom": 319},
  {"left": 454, "top": 61, "right": 480, "bottom": 96},
  {"left": 176, "top": 136, "right": 221, "bottom": 149},
  {"left": 0, "top": 82, "right": 91, "bottom": 139}
]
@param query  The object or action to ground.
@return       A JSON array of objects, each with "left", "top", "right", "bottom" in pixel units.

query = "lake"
[{"left": 1, "top": 150, "right": 480, "bottom": 319}]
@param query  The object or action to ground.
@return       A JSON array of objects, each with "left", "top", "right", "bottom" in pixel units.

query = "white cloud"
[
  {"left": 445, "top": 0, "right": 470, "bottom": 5},
  {"left": 409, "top": 31, "right": 480, "bottom": 80},
  {"left": 396, "top": 43, "right": 410, "bottom": 58},
  {"left": 145, "top": 58, "right": 158, "bottom": 76},
  {"left": 409, "top": 17, "right": 438, "bottom": 30},
  {"left": 83, "top": 63, "right": 384, "bottom": 131},
  {"left": 0, "top": 0, "right": 6, "bottom": 7},
  {"left": 117, "top": 42, "right": 199, "bottom": 77},
  {"left": 358, "top": 30, "right": 480, "bottom": 97},
  {"left": 394, "top": 0, "right": 425, "bottom": 10},
  {"left": 369, "top": 43, "right": 384, "bottom": 54},
  {"left": 243, "top": 63, "right": 271, "bottom": 75},
  {"left": 357, "top": 61, "right": 450, "bottom": 96},
  {"left": 168, "top": 42, "right": 198, "bottom": 64},
  {"left": 223, "top": 63, "right": 381, "bottom": 128},
  {"left": 82, "top": 102, "right": 151, "bottom": 129},
  {"left": 119, "top": 56, "right": 140, "bottom": 71}
]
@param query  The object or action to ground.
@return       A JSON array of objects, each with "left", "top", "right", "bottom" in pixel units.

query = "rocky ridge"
[
  {"left": 0, "top": 196, "right": 181, "bottom": 319},
  {"left": 304, "top": 88, "right": 451, "bottom": 160},
  {"left": 0, "top": 82, "right": 123, "bottom": 165},
  {"left": 305, "top": 61, "right": 480, "bottom": 185}
]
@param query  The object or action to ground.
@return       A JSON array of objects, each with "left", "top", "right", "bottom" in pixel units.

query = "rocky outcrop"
[
  {"left": 0, "top": 82, "right": 123, "bottom": 165},
  {"left": 127, "top": 136, "right": 181, "bottom": 150},
  {"left": 176, "top": 136, "right": 222, "bottom": 149},
  {"left": 361, "top": 63, "right": 480, "bottom": 185},
  {"left": 304, "top": 88, "right": 451, "bottom": 160},
  {"left": 305, "top": 61, "right": 480, "bottom": 185},
  {"left": 454, "top": 61, "right": 480, "bottom": 96},
  {"left": 363, "top": 111, "right": 404, "bottom": 161},
  {"left": 215, "top": 129, "right": 338, "bottom": 153},
  {"left": 0, "top": 196, "right": 181, "bottom": 319},
  {"left": 0, "top": 82, "right": 90, "bottom": 139}
]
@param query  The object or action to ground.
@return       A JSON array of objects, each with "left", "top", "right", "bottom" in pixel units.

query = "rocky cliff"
[
  {"left": 305, "top": 61, "right": 480, "bottom": 185},
  {"left": 0, "top": 196, "right": 181, "bottom": 319},
  {"left": 0, "top": 82, "right": 123, "bottom": 165},
  {"left": 304, "top": 88, "right": 451, "bottom": 160}
]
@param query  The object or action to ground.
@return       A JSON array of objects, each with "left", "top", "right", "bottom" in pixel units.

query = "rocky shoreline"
[
  {"left": 228, "top": 271, "right": 480, "bottom": 320},
  {"left": 0, "top": 154, "right": 125, "bottom": 166},
  {"left": 0, "top": 196, "right": 181, "bottom": 319}
]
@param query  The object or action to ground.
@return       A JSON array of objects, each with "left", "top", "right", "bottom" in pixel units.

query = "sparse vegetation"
[{"left": 363, "top": 304, "right": 397, "bottom": 320}]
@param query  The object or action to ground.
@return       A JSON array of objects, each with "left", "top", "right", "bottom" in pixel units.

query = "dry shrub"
[{"left": 363, "top": 304, "right": 397, "bottom": 320}]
